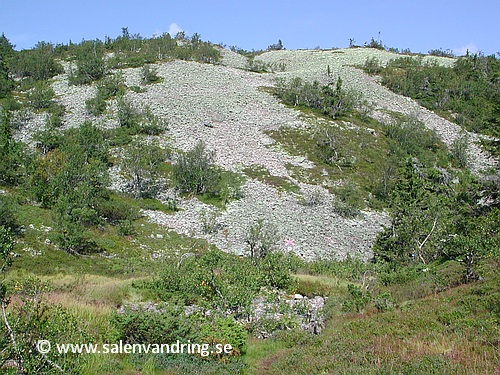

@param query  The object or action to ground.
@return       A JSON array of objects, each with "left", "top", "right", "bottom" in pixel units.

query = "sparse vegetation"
[
  {"left": 274, "top": 76, "right": 360, "bottom": 118},
  {"left": 0, "top": 27, "right": 498, "bottom": 375},
  {"left": 365, "top": 53, "right": 500, "bottom": 156}
]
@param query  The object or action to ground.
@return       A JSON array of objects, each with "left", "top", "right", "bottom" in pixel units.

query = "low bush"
[
  {"left": 0, "top": 195, "right": 18, "bottom": 231},
  {"left": 27, "top": 82, "right": 56, "bottom": 110},
  {"left": 274, "top": 76, "right": 359, "bottom": 118},
  {"left": 172, "top": 140, "right": 220, "bottom": 195},
  {"left": 141, "top": 64, "right": 161, "bottom": 84}
]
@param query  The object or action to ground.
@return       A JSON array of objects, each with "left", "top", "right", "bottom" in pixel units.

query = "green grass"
[
  {"left": 244, "top": 257, "right": 500, "bottom": 374},
  {"left": 8, "top": 192, "right": 209, "bottom": 277},
  {"left": 265, "top": 107, "right": 452, "bottom": 211},
  {"left": 6, "top": 179, "right": 500, "bottom": 374},
  {"left": 243, "top": 164, "right": 300, "bottom": 194},
  {"left": 266, "top": 112, "right": 390, "bottom": 208}
]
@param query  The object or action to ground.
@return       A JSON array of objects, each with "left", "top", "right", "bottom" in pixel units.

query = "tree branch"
[{"left": 416, "top": 217, "right": 438, "bottom": 264}]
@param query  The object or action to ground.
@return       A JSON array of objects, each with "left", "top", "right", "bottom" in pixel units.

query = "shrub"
[
  {"left": 274, "top": 76, "right": 359, "bottom": 118},
  {"left": 199, "top": 317, "right": 247, "bottom": 356},
  {"left": 51, "top": 216, "right": 100, "bottom": 255},
  {"left": 141, "top": 64, "right": 161, "bottom": 84},
  {"left": 111, "top": 304, "right": 199, "bottom": 345},
  {"left": 0, "top": 33, "right": 15, "bottom": 98},
  {"left": 373, "top": 291, "right": 394, "bottom": 312},
  {"left": 10, "top": 42, "right": 63, "bottom": 81},
  {"left": 342, "top": 283, "right": 371, "bottom": 313},
  {"left": 98, "top": 73, "right": 126, "bottom": 98},
  {"left": 0, "top": 109, "right": 24, "bottom": 185},
  {"left": 366, "top": 37, "right": 384, "bottom": 50},
  {"left": 258, "top": 252, "right": 298, "bottom": 290},
  {"left": 385, "top": 116, "right": 442, "bottom": 162},
  {"left": 117, "top": 96, "right": 140, "bottom": 129},
  {"left": 86, "top": 74, "right": 125, "bottom": 116},
  {"left": 0, "top": 195, "right": 17, "bottom": 231},
  {"left": 244, "top": 218, "right": 279, "bottom": 260},
  {"left": 149, "top": 249, "right": 297, "bottom": 316},
  {"left": 450, "top": 131, "right": 470, "bottom": 168},
  {"left": 27, "top": 82, "right": 56, "bottom": 110},
  {"left": 68, "top": 40, "right": 107, "bottom": 85},
  {"left": 267, "top": 39, "right": 284, "bottom": 51},
  {"left": 363, "top": 57, "right": 382, "bottom": 74},
  {"left": 172, "top": 141, "right": 220, "bottom": 195},
  {"left": 46, "top": 102, "right": 65, "bottom": 127},
  {"left": 331, "top": 183, "right": 364, "bottom": 218},
  {"left": 117, "top": 219, "right": 135, "bottom": 236},
  {"left": 85, "top": 93, "right": 107, "bottom": 115},
  {"left": 96, "top": 196, "right": 139, "bottom": 224},
  {"left": 0, "top": 277, "right": 91, "bottom": 374},
  {"left": 121, "top": 140, "right": 169, "bottom": 198}
]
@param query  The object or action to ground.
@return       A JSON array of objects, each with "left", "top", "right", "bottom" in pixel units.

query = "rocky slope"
[{"left": 18, "top": 47, "right": 496, "bottom": 261}]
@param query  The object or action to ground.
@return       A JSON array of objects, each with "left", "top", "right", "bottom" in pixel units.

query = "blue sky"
[{"left": 1, "top": 0, "right": 499, "bottom": 55}]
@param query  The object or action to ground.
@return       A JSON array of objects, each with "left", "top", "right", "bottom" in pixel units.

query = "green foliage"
[
  {"left": 243, "top": 164, "right": 299, "bottom": 194},
  {"left": 245, "top": 57, "right": 285, "bottom": 73},
  {"left": 172, "top": 140, "right": 221, "bottom": 195},
  {"left": 331, "top": 182, "right": 364, "bottom": 218},
  {"left": 149, "top": 249, "right": 297, "bottom": 317},
  {"left": 141, "top": 64, "right": 161, "bottom": 84},
  {"left": 363, "top": 56, "right": 382, "bottom": 74},
  {"left": 95, "top": 195, "right": 139, "bottom": 225},
  {"left": 1, "top": 277, "right": 91, "bottom": 374},
  {"left": 104, "top": 28, "right": 220, "bottom": 68},
  {"left": 258, "top": 252, "right": 298, "bottom": 290},
  {"left": 342, "top": 283, "right": 371, "bottom": 313},
  {"left": 0, "top": 33, "right": 15, "bottom": 97},
  {"left": 117, "top": 219, "right": 135, "bottom": 236},
  {"left": 26, "top": 121, "right": 113, "bottom": 254},
  {"left": 375, "top": 161, "right": 452, "bottom": 265},
  {"left": 267, "top": 39, "right": 284, "bottom": 51},
  {"left": 245, "top": 218, "right": 279, "bottom": 260},
  {"left": 274, "top": 76, "right": 359, "bottom": 118},
  {"left": 373, "top": 291, "right": 394, "bottom": 312},
  {"left": 428, "top": 48, "right": 455, "bottom": 57},
  {"left": 85, "top": 73, "right": 126, "bottom": 116},
  {"left": 121, "top": 140, "right": 169, "bottom": 198},
  {"left": 366, "top": 37, "right": 384, "bottom": 50},
  {"left": 115, "top": 96, "right": 165, "bottom": 137},
  {"left": 85, "top": 92, "right": 107, "bottom": 116},
  {"left": 27, "top": 81, "right": 56, "bottom": 110},
  {"left": 46, "top": 102, "right": 65, "bottom": 128},
  {"left": 0, "top": 195, "right": 17, "bottom": 232},
  {"left": 375, "top": 158, "right": 499, "bottom": 277},
  {"left": 9, "top": 41, "right": 63, "bottom": 82},
  {"left": 116, "top": 95, "right": 140, "bottom": 129},
  {"left": 375, "top": 53, "right": 500, "bottom": 155},
  {"left": 97, "top": 72, "right": 126, "bottom": 98},
  {"left": 112, "top": 305, "right": 246, "bottom": 369},
  {"left": 51, "top": 214, "right": 101, "bottom": 255},
  {"left": 0, "top": 109, "right": 24, "bottom": 185},
  {"left": 68, "top": 40, "right": 107, "bottom": 85},
  {"left": 0, "top": 225, "right": 14, "bottom": 273},
  {"left": 450, "top": 131, "right": 470, "bottom": 168},
  {"left": 307, "top": 256, "right": 373, "bottom": 281},
  {"left": 385, "top": 115, "right": 444, "bottom": 163},
  {"left": 111, "top": 303, "right": 198, "bottom": 345},
  {"left": 199, "top": 316, "right": 247, "bottom": 355}
]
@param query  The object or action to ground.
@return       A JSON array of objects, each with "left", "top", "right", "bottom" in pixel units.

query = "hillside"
[
  {"left": 15, "top": 47, "right": 495, "bottom": 261},
  {"left": 0, "top": 33, "right": 499, "bottom": 374}
]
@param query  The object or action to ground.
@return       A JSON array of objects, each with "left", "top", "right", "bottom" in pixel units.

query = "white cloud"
[
  {"left": 454, "top": 42, "right": 479, "bottom": 56},
  {"left": 167, "top": 23, "right": 183, "bottom": 36}
]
